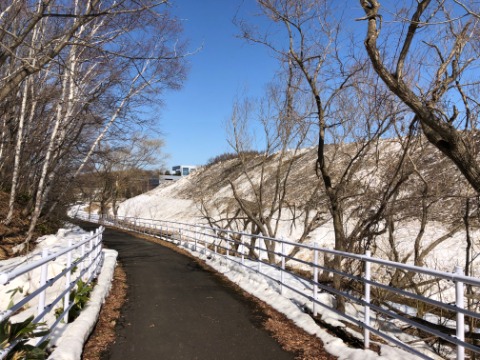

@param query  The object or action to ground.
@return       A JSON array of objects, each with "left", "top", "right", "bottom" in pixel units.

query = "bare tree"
[
  {"left": 226, "top": 79, "right": 327, "bottom": 262},
  {"left": 0, "top": 0, "right": 187, "bottom": 247},
  {"left": 237, "top": 0, "right": 413, "bottom": 310},
  {"left": 360, "top": 0, "right": 480, "bottom": 193}
]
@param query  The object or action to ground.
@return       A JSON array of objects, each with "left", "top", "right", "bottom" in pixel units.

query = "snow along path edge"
[
  {"left": 198, "top": 253, "right": 416, "bottom": 360},
  {"left": 48, "top": 249, "right": 118, "bottom": 360}
]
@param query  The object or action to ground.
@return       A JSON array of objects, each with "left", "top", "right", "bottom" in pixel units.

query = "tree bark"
[{"left": 361, "top": 0, "right": 480, "bottom": 193}]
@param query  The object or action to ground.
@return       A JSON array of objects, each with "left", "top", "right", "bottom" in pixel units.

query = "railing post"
[
  {"left": 241, "top": 236, "right": 245, "bottom": 265},
  {"left": 205, "top": 231, "right": 209, "bottom": 256},
  {"left": 455, "top": 265, "right": 465, "bottom": 360},
  {"left": 64, "top": 240, "right": 72, "bottom": 323},
  {"left": 364, "top": 250, "right": 371, "bottom": 349},
  {"left": 81, "top": 236, "right": 86, "bottom": 281},
  {"left": 258, "top": 239, "right": 262, "bottom": 273},
  {"left": 88, "top": 235, "right": 94, "bottom": 279},
  {"left": 37, "top": 249, "right": 49, "bottom": 316},
  {"left": 95, "top": 230, "right": 102, "bottom": 275},
  {"left": 280, "top": 240, "right": 285, "bottom": 296},
  {"left": 94, "top": 230, "right": 99, "bottom": 273},
  {"left": 194, "top": 225, "right": 198, "bottom": 252},
  {"left": 313, "top": 243, "right": 319, "bottom": 316}
]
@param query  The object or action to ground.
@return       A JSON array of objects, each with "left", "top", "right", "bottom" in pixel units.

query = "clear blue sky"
[{"left": 158, "top": 0, "right": 278, "bottom": 169}]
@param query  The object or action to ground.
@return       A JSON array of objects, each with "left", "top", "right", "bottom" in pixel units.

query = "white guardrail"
[
  {"left": 77, "top": 212, "right": 480, "bottom": 360},
  {"left": 0, "top": 226, "right": 104, "bottom": 359}
]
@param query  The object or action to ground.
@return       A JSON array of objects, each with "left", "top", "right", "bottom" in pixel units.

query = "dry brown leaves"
[
  {"left": 81, "top": 264, "right": 127, "bottom": 360},
  {"left": 262, "top": 305, "right": 337, "bottom": 360}
]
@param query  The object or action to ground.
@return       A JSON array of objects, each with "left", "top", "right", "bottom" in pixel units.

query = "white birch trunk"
[
  {"left": 25, "top": 28, "right": 79, "bottom": 243},
  {"left": 4, "top": 1, "right": 44, "bottom": 224},
  {"left": 5, "top": 80, "right": 29, "bottom": 223}
]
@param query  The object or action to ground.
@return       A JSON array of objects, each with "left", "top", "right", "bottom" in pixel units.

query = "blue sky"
[{"left": 157, "top": 0, "right": 278, "bottom": 169}]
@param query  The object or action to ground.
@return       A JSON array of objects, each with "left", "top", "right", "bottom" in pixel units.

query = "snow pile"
[
  {"left": 117, "top": 175, "right": 201, "bottom": 222},
  {"left": 0, "top": 224, "right": 117, "bottom": 360}
]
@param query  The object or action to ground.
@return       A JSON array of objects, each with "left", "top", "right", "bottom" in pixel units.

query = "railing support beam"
[
  {"left": 455, "top": 265, "right": 465, "bottom": 360},
  {"left": 364, "top": 250, "right": 371, "bottom": 349}
]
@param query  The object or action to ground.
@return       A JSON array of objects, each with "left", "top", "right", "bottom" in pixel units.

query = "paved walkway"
[{"left": 80, "top": 223, "right": 295, "bottom": 360}]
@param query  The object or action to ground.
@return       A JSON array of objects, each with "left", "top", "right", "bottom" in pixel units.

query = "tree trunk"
[
  {"left": 5, "top": 80, "right": 29, "bottom": 224},
  {"left": 361, "top": 0, "right": 480, "bottom": 193}
]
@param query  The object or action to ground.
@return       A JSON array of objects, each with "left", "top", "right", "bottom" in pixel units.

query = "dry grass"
[{"left": 0, "top": 192, "right": 31, "bottom": 259}]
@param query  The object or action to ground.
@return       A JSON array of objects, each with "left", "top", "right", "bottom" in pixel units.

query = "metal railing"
[
  {"left": 0, "top": 226, "right": 105, "bottom": 359},
  {"left": 78, "top": 212, "right": 480, "bottom": 360}
]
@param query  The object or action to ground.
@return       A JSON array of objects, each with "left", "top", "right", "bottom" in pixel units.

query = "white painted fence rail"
[
  {"left": 0, "top": 226, "right": 105, "bottom": 359},
  {"left": 76, "top": 212, "right": 480, "bottom": 360}
]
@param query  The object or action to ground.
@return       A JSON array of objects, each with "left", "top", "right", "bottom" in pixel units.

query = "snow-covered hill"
[{"left": 117, "top": 138, "right": 479, "bottom": 274}]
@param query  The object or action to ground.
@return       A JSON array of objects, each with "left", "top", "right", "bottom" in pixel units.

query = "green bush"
[
  {"left": 55, "top": 279, "right": 94, "bottom": 323},
  {"left": 69, "top": 279, "right": 93, "bottom": 321},
  {"left": 0, "top": 316, "right": 49, "bottom": 360}
]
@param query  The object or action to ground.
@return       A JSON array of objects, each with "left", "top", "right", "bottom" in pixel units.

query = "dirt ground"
[{"left": 82, "top": 265, "right": 127, "bottom": 360}]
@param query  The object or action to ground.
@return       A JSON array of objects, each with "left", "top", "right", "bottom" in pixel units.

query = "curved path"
[{"left": 79, "top": 223, "right": 295, "bottom": 360}]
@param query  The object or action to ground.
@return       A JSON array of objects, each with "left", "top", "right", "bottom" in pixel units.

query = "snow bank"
[
  {"left": 0, "top": 225, "right": 118, "bottom": 360},
  {"left": 48, "top": 249, "right": 117, "bottom": 360},
  {"left": 179, "top": 244, "right": 431, "bottom": 360}
]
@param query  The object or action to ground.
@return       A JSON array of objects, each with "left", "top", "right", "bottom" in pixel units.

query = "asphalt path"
[{"left": 79, "top": 223, "right": 295, "bottom": 360}]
